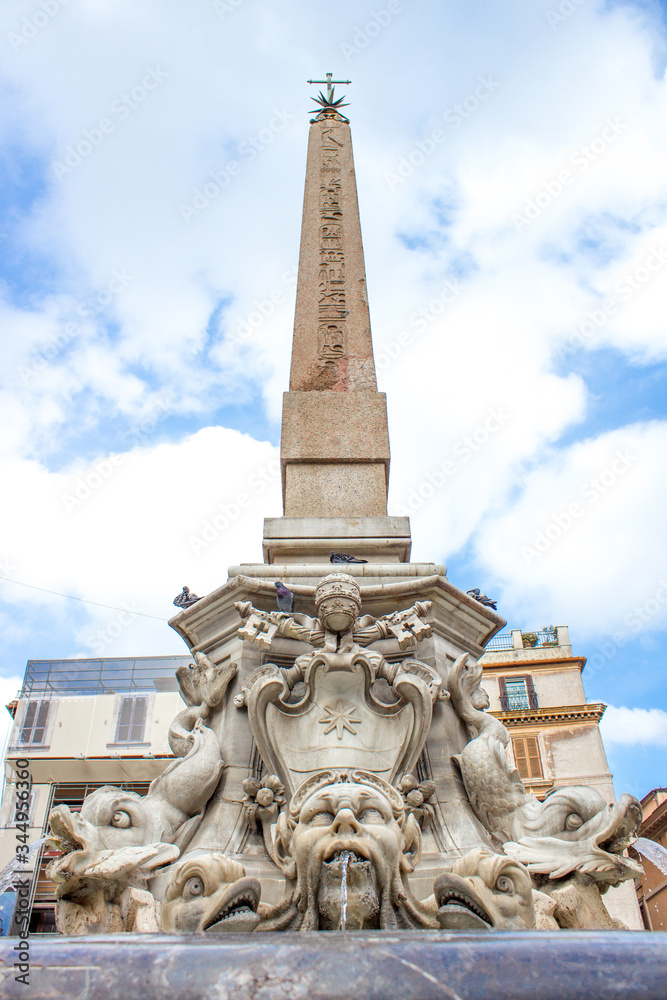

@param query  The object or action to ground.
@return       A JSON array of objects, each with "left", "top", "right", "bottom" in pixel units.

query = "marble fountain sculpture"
[
  {"left": 45, "top": 80, "right": 643, "bottom": 939},
  {"left": 46, "top": 573, "right": 642, "bottom": 935}
]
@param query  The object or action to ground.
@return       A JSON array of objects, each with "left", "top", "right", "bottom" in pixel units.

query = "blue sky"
[{"left": 0, "top": 0, "right": 666, "bottom": 799}]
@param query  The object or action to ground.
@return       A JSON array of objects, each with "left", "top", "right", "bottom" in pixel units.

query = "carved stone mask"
[
  {"left": 161, "top": 853, "right": 261, "bottom": 933},
  {"left": 435, "top": 849, "right": 535, "bottom": 930},
  {"left": 74, "top": 788, "right": 166, "bottom": 851},
  {"left": 276, "top": 773, "right": 420, "bottom": 930}
]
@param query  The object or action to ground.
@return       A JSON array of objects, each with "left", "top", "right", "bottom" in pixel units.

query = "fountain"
[{"left": 634, "top": 837, "right": 667, "bottom": 876}]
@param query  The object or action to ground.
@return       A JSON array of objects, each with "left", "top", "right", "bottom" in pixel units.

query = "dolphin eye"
[
  {"left": 495, "top": 875, "right": 514, "bottom": 894},
  {"left": 183, "top": 877, "right": 205, "bottom": 900},
  {"left": 310, "top": 811, "right": 335, "bottom": 826},
  {"left": 359, "top": 808, "right": 384, "bottom": 823},
  {"left": 110, "top": 810, "right": 131, "bottom": 828},
  {"left": 566, "top": 813, "right": 583, "bottom": 830}
]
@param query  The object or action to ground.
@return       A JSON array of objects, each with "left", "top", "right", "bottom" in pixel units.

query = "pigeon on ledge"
[
  {"left": 466, "top": 588, "right": 497, "bottom": 610},
  {"left": 173, "top": 586, "right": 201, "bottom": 609},
  {"left": 274, "top": 581, "right": 295, "bottom": 613},
  {"left": 330, "top": 552, "right": 368, "bottom": 564}
]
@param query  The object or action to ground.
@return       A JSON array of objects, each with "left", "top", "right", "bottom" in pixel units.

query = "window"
[
  {"left": 20, "top": 701, "right": 49, "bottom": 745},
  {"left": 115, "top": 697, "right": 147, "bottom": 743},
  {"left": 499, "top": 675, "right": 538, "bottom": 711},
  {"left": 512, "top": 736, "right": 543, "bottom": 780}
]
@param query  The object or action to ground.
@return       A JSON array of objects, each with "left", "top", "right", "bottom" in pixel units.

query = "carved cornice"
[
  {"left": 489, "top": 703, "right": 606, "bottom": 728},
  {"left": 640, "top": 800, "right": 667, "bottom": 841},
  {"left": 481, "top": 655, "right": 587, "bottom": 671}
]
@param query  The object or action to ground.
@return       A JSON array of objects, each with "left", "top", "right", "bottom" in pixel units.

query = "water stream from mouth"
[
  {"left": 634, "top": 837, "right": 667, "bottom": 875},
  {"left": 0, "top": 837, "right": 48, "bottom": 894},
  {"left": 339, "top": 851, "right": 352, "bottom": 931}
]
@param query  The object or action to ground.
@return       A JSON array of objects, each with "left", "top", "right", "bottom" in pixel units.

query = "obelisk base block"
[
  {"left": 284, "top": 463, "right": 387, "bottom": 518},
  {"left": 263, "top": 515, "right": 411, "bottom": 563}
]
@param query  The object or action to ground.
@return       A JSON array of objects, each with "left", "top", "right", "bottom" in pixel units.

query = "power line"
[{"left": 0, "top": 577, "right": 166, "bottom": 621}]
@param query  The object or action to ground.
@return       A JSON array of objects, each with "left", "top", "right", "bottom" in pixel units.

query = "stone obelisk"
[{"left": 264, "top": 82, "right": 411, "bottom": 563}]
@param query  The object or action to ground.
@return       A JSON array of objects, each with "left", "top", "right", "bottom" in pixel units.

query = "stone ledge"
[
  {"left": 1, "top": 931, "right": 664, "bottom": 1000},
  {"left": 489, "top": 703, "right": 607, "bottom": 727},
  {"left": 263, "top": 516, "right": 412, "bottom": 563},
  {"left": 229, "top": 563, "right": 447, "bottom": 578}
]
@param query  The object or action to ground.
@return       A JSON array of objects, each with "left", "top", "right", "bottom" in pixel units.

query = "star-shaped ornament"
[{"left": 318, "top": 700, "right": 361, "bottom": 739}]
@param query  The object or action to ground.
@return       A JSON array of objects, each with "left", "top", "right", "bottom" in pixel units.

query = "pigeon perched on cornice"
[
  {"left": 173, "top": 586, "right": 201, "bottom": 609},
  {"left": 329, "top": 552, "right": 368, "bottom": 564},
  {"left": 274, "top": 581, "right": 295, "bottom": 613},
  {"left": 466, "top": 588, "right": 497, "bottom": 610}
]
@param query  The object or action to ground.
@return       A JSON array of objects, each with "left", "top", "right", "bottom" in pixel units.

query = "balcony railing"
[
  {"left": 500, "top": 691, "right": 539, "bottom": 711},
  {"left": 484, "top": 626, "right": 568, "bottom": 653},
  {"left": 484, "top": 633, "right": 514, "bottom": 651}
]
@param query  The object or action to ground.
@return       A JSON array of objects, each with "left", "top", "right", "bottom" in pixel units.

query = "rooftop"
[{"left": 20, "top": 655, "right": 190, "bottom": 698}]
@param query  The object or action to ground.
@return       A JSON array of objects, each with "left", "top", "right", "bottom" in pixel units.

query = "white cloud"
[
  {"left": 470, "top": 421, "right": 667, "bottom": 636},
  {"left": 601, "top": 705, "right": 667, "bottom": 747},
  {"left": 0, "top": 428, "right": 281, "bottom": 658},
  {"left": 0, "top": 0, "right": 666, "bottom": 673}
]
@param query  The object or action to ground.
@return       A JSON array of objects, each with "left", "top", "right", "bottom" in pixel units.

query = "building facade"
[
  {"left": 633, "top": 788, "right": 667, "bottom": 930},
  {"left": 480, "top": 625, "right": 612, "bottom": 800},
  {"left": 0, "top": 655, "right": 190, "bottom": 934},
  {"left": 480, "top": 624, "right": 640, "bottom": 925}
]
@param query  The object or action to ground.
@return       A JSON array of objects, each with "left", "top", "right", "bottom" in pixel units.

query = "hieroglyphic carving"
[{"left": 318, "top": 124, "right": 347, "bottom": 366}]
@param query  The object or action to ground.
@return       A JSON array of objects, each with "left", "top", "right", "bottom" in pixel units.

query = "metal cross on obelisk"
[{"left": 307, "top": 71, "right": 351, "bottom": 104}]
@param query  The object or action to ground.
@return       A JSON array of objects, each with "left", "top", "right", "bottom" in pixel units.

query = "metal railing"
[
  {"left": 484, "top": 632, "right": 514, "bottom": 651},
  {"left": 499, "top": 692, "right": 539, "bottom": 711},
  {"left": 520, "top": 628, "right": 558, "bottom": 649},
  {"left": 21, "top": 655, "right": 192, "bottom": 698}
]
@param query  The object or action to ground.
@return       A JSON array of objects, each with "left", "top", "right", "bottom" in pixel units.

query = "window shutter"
[
  {"left": 21, "top": 701, "right": 49, "bottom": 744},
  {"left": 513, "top": 737, "right": 529, "bottom": 779},
  {"left": 498, "top": 676, "right": 508, "bottom": 708},
  {"left": 130, "top": 699, "right": 147, "bottom": 742},
  {"left": 525, "top": 675, "right": 538, "bottom": 709},
  {"left": 512, "top": 736, "right": 543, "bottom": 780},
  {"left": 21, "top": 702, "right": 37, "bottom": 743},
  {"left": 116, "top": 697, "right": 147, "bottom": 743},
  {"left": 525, "top": 736, "right": 542, "bottom": 778},
  {"left": 33, "top": 702, "right": 49, "bottom": 742},
  {"left": 116, "top": 698, "right": 133, "bottom": 742}
]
